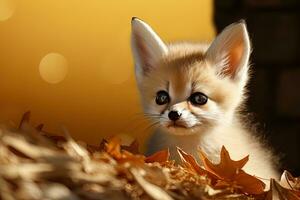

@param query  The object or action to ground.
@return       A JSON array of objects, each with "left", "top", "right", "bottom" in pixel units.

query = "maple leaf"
[
  {"left": 198, "top": 146, "right": 249, "bottom": 180},
  {"left": 177, "top": 147, "right": 207, "bottom": 176},
  {"left": 198, "top": 146, "right": 265, "bottom": 195},
  {"left": 145, "top": 149, "right": 170, "bottom": 163}
]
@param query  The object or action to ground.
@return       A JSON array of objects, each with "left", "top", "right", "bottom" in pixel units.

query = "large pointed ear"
[
  {"left": 131, "top": 17, "right": 168, "bottom": 81},
  {"left": 205, "top": 21, "right": 251, "bottom": 85}
]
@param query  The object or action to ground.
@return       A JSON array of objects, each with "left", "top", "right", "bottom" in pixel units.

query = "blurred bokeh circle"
[{"left": 39, "top": 53, "right": 68, "bottom": 84}]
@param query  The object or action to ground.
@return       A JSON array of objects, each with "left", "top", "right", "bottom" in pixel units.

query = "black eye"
[
  {"left": 156, "top": 90, "right": 170, "bottom": 105},
  {"left": 189, "top": 92, "right": 208, "bottom": 105}
]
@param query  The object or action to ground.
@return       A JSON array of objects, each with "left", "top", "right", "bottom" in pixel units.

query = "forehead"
[
  {"left": 161, "top": 53, "right": 215, "bottom": 85},
  {"left": 142, "top": 52, "right": 223, "bottom": 96},
  {"left": 156, "top": 54, "right": 214, "bottom": 99}
]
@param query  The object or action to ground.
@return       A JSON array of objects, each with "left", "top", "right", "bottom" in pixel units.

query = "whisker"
[
  {"left": 117, "top": 113, "right": 154, "bottom": 134},
  {"left": 141, "top": 121, "right": 161, "bottom": 133},
  {"left": 119, "top": 112, "right": 168, "bottom": 134}
]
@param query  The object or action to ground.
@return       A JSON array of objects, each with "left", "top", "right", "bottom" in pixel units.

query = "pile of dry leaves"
[{"left": 0, "top": 112, "right": 299, "bottom": 200}]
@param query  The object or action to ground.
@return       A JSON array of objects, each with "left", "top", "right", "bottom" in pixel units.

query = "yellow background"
[{"left": 0, "top": 0, "right": 214, "bottom": 149}]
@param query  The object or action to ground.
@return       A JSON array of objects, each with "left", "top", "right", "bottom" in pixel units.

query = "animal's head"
[{"left": 131, "top": 17, "right": 251, "bottom": 135}]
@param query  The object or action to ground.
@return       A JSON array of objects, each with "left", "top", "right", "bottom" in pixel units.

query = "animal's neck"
[
  {"left": 163, "top": 114, "right": 240, "bottom": 159},
  {"left": 160, "top": 126, "right": 218, "bottom": 159}
]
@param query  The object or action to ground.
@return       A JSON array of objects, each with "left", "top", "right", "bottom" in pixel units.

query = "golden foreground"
[{"left": 0, "top": 112, "right": 299, "bottom": 200}]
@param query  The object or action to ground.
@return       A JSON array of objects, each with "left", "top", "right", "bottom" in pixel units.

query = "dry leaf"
[
  {"left": 234, "top": 170, "right": 266, "bottom": 195},
  {"left": 35, "top": 124, "right": 44, "bottom": 132},
  {"left": 2, "top": 112, "right": 296, "bottom": 200},
  {"left": 198, "top": 146, "right": 249, "bottom": 180},
  {"left": 145, "top": 149, "right": 170, "bottom": 163},
  {"left": 280, "top": 170, "right": 300, "bottom": 191},
  {"left": 99, "top": 139, "right": 108, "bottom": 151},
  {"left": 105, "top": 137, "right": 145, "bottom": 163},
  {"left": 106, "top": 137, "right": 122, "bottom": 159},
  {"left": 18, "top": 111, "right": 31, "bottom": 131},
  {"left": 280, "top": 170, "right": 300, "bottom": 198},
  {"left": 198, "top": 146, "right": 265, "bottom": 195},
  {"left": 266, "top": 179, "right": 300, "bottom": 200},
  {"left": 177, "top": 147, "right": 206, "bottom": 175},
  {"left": 122, "top": 139, "right": 140, "bottom": 154}
]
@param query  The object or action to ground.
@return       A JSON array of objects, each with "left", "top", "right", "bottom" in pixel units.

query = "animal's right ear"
[{"left": 131, "top": 17, "right": 168, "bottom": 81}]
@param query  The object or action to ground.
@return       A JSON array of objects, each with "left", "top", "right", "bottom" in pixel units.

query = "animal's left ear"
[{"left": 205, "top": 21, "right": 251, "bottom": 85}]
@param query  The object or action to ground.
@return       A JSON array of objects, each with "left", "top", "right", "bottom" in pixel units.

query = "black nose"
[{"left": 168, "top": 110, "right": 181, "bottom": 121}]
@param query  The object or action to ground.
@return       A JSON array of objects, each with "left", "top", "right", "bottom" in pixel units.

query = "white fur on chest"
[{"left": 147, "top": 123, "right": 279, "bottom": 181}]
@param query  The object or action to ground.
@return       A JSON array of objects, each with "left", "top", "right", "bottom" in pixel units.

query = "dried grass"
[{"left": 0, "top": 112, "right": 298, "bottom": 200}]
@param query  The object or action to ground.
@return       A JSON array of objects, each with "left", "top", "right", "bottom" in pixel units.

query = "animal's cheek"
[{"left": 144, "top": 103, "right": 161, "bottom": 115}]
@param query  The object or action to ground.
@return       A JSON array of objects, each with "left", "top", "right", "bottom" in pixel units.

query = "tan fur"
[{"left": 131, "top": 19, "right": 279, "bottom": 184}]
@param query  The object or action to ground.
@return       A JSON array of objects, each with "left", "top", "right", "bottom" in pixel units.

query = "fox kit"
[{"left": 131, "top": 17, "right": 278, "bottom": 180}]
